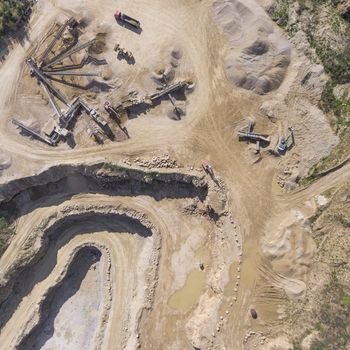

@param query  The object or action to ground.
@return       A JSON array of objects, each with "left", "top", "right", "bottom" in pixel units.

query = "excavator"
[
  {"left": 201, "top": 160, "right": 214, "bottom": 176},
  {"left": 114, "top": 44, "right": 134, "bottom": 61},
  {"left": 277, "top": 127, "right": 294, "bottom": 153},
  {"left": 104, "top": 101, "right": 121, "bottom": 122}
]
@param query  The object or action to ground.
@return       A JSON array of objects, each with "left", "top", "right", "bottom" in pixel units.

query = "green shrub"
[
  {"left": 320, "top": 80, "right": 350, "bottom": 121},
  {"left": 0, "top": 216, "right": 11, "bottom": 256},
  {"left": 271, "top": 5, "right": 289, "bottom": 27},
  {"left": 0, "top": 203, "right": 17, "bottom": 257},
  {"left": 341, "top": 295, "right": 350, "bottom": 307},
  {"left": 0, "top": 0, "right": 25, "bottom": 36}
]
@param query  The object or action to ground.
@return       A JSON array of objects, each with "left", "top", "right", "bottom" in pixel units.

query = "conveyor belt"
[
  {"left": 42, "top": 40, "right": 95, "bottom": 69},
  {"left": 26, "top": 58, "right": 70, "bottom": 107},
  {"left": 150, "top": 81, "right": 188, "bottom": 101},
  {"left": 44, "top": 71, "right": 97, "bottom": 77},
  {"left": 39, "top": 18, "right": 75, "bottom": 65},
  {"left": 237, "top": 131, "right": 270, "bottom": 143},
  {"left": 12, "top": 119, "right": 55, "bottom": 146}
]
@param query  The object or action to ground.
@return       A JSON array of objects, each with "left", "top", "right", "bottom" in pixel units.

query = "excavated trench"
[
  {"left": 0, "top": 212, "right": 152, "bottom": 331},
  {"left": 18, "top": 246, "right": 103, "bottom": 350},
  {"left": 0, "top": 163, "right": 207, "bottom": 292},
  {"left": 0, "top": 163, "right": 207, "bottom": 204},
  {"left": 0, "top": 162, "right": 210, "bottom": 348}
]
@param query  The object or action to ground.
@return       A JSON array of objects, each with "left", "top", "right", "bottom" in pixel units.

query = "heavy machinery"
[
  {"left": 114, "top": 10, "right": 141, "bottom": 30},
  {"left": 104, "top": 101, "right": 121, "bottom": 122},
  {"left": 277, "top": 127, "right": 294, "bottom": 153},
  {"left": 237, "top": 121, "right": 270, "bottom": 153},
  {"left": 12, "top": 119, "right": 57, "bottom": 146},
  {"left": 114, "top": 44, "right": 134, "bottom": 61},
  {"left": 150, "top": 81, "right": 188, "bottom": 102},
  {"left": 168, "top": 93, "right": 183, "bottom": 116},
  {"left": 104, "top": 101, "right": 130, "bottom": 138},
  {"left": 38, "top": 17, "right": 77, "bottom": 67},
  {"left": 201, "top": 160, "right": 214, "bottom": 176},
  {"left": 13, "top": 17, "right": 112, "bottom": 147},
  {"left": 87, "top": 126, "right": 104, "bottom": 144},
  {"left": 115, "top": 81, "right": 189, "bottom": 115}
]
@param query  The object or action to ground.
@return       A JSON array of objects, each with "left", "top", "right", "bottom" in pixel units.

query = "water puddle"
[{"left": 168, "top": 269, "right": 205, "bottom": 312}]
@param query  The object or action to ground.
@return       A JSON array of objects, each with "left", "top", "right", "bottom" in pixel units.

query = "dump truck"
[{"left": 114, "top": 10, "right": 141, "bottom": 30}]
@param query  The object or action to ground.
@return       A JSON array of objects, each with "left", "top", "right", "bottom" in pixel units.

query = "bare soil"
[{"left": 0, "top": 0, "right": 347, "bottom": 349}]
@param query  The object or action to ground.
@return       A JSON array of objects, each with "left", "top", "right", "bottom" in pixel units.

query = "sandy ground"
[
  {"left": 22, "top": 247, "right": 104, "bottom": 350},
  {"left": 0, "top": 0, "right": 346, "bottom": 349}
]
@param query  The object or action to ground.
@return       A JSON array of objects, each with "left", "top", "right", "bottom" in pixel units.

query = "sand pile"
[
  {"left": 170, "top": 47, "right": 183, "bottom": 67},
  {"left": 213, "top": 0, "right": 291, "bottom": 94},
  {"left": 150, "top": 47, "right": 191, "bottom": 120},
  {"left": 262, "top": 204, "right": 316, "bottom": 299},
  {"left": 89, "top": 33, "right": 107, "bottom": 55},
  {"left": 152, "top": 47, "right": 184, "bottom": 86}
]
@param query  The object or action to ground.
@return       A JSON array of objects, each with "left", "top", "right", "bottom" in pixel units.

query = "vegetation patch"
[
  {"left": 0, "top": 215, "right": 12, "bottom": 256},
  {"left": 270, "top": 0, "right": 350, "bottom": 184},
  {"left": 300, "top": 138, "right": 350, "bottom": 184},
  {"left": 320, "top": 81, "right": 350, "bottom": 121},
  {"left": 309, "top": 274, "right": 350, "bottom": 349},
  {"left": 291, "top": 272, "right": 350, "bottom": 350},
  {"left": 305, "top": 6, "right": 350, "bottom": 177},
  {"left": 0, "top": 202, "right": 17, "bottom": 257},
  {"left": 288, "top": 184, "right": 350, "bottom": 350},
  {"left": 269, "top": 0, "right": 290, "bottom": 27},
  {"left": 0, "top": 0, "right": 25, "bottom": 36}
]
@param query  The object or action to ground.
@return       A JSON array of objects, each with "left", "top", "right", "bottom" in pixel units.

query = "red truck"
[{"left": 114, "top": 10, "right": 141, "bottom": 30}]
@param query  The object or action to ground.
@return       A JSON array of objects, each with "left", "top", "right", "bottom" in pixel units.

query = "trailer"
[{"left": 114, "top": 10, "right": 141, "bottom": 30}]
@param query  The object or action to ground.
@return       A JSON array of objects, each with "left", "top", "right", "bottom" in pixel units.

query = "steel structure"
[{"left": 13, "top": 18, "right": 109, "bottom": 146}]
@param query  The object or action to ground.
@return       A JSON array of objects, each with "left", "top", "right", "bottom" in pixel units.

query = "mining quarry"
[{"left": 0, "top": 0, "right": 349, "bottom": 349}]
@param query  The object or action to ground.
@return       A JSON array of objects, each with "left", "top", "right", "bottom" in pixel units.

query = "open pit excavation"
[
  {"left": 0, "top": 0, "right": 349, "bottom": 349},
  {"left": 1, "top": 204, "right": 159, "bottom": 350},
  {"left": 17, "top": 246, "right": 106, "bottom": 350},
  {"left": 0, "top": 162, "right": 244, "bottom": 349}
]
